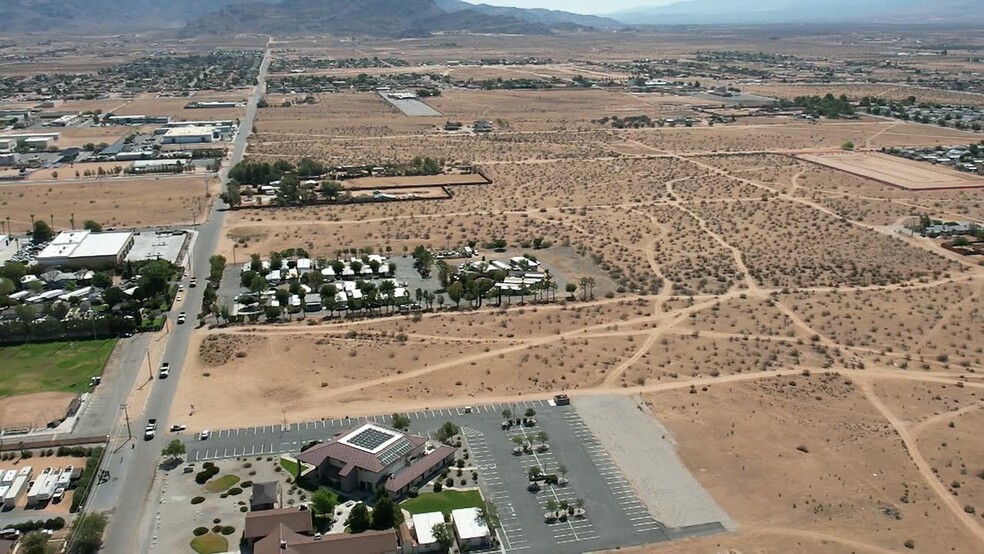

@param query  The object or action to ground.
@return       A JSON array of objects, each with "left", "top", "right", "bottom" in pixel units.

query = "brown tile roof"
[
  {"left": 296, "top": 423, "right": 429, "bottom": 475},
  {"left": 244, "top": 507, "right": 313, "bottom": 539},
  {"left": 385, "top": 445, "right": 456, "bottom": 492},
  {"left": 251, "top": 481, "right": 279, "bottom": 507},
  {"left": 254, "top": 526, "right": 399, "bottom": 554}
]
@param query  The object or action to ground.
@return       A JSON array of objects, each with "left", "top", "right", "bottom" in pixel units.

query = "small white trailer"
[
  {"left": 3, "top": 474, "right": 29, "bottom": 509},
  {"left": 26, "top": 467, "right": 53, "bottom": 505}
]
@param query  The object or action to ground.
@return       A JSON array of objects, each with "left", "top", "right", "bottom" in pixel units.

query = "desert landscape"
[{"left": 2, "top": 15, "right": 984, "bottom": 554}]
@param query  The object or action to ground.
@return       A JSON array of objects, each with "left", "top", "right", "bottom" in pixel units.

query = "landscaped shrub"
[
  {"left": 433, "top": 482, "right": 443, "bottom": 493},
  {"left": 212, "top": 518, "right": 221, "bottom": 525},
  {"left": 408, "top": 487, "right": 419, "bottom": 498},
  {"left": 240, "top": 481, "right": 253, "bottom": 488},
  {"left": 193, "top": 527, "right": 208, "bottom": 536},
  {"left": 228, "top": 487, "right": 243, "bottom": 496},
  {"left": 45, "top": 518, "right": 65, "bottom": 530},
  {"left": 221, "top": 526, "right": 235, "bottom": 535},
  {"left": 191, "top": 497, "right": 205, "bottom": 505},
  {"left": 203, "top": 462, "right": 215, "bottom": 469},
  {"left": 445, "top": 478, "right": 454, "bottom": 488},
  {"left": 240, "top": 507, "right": 248, "bottom": 513},
  {"left": 211, "top": 525, "right": 222, "bottom": 533}
]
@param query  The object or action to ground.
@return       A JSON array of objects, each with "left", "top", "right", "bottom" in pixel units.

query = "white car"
[
  {"left": 159, "top": 362, "right": 170, "bottom": 378},
  {"left": 178, "top": 284, "right": 184, "bottom": 292},
  {"left": 199, "top": 429, "right": 211, "bottom": 440},
  {"left": 170, "top": 424, "right": 187, "bottom": 432},
  {"left": 176, "top": 293, "right": 183, "bottom": 302},
  {"left": 177, "top": 312, "right": 187, "bottom": 324}
]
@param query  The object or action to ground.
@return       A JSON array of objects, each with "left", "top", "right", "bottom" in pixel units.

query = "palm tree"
[{"left": 378, "top": 280, "right": 396, "bottom": 313}]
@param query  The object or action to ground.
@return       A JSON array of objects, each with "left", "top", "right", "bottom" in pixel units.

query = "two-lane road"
[{"left": 94, "top": 47, "right": 271, "bottom": 554}]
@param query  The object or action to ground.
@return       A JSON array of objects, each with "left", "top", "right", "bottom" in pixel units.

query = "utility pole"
[
  {"left": 146, "top": 351, "right": 154, "bottom": 381},
  {"left": 70, "top": 212, "right": 75, "bottom": 230},
  {"left": 121, "top": 404, "right": 132, "bottom": 440},
  {"left": 49, "top": 214, "right": 54, "bottom": 228}
]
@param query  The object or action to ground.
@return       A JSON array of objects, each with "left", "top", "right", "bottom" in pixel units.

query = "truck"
[
  {"left": 3, "top": 472, "right": 30, "bottom": 509},
  {"left": 57, "top": 466, "right": 73, "bottom": 488},
  {"left": 1, "top": 470, "right": 15, "bottom": 485},
  {"left": 26, "top": 467, "right": 52, "bottom": 506},
  {"left": 145, "top": 418, "right": 158, "bottom": 440}
]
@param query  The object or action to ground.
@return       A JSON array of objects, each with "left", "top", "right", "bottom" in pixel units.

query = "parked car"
[
  {"left": 176, "top": 294, "right": 183, "bottom": 302},
  {"left": 170, "top": 424, "right": 187, "bottom": 432},
  {"left": 553, "top": 394, "right": 571, "bottom": 406},
  {"left": 51, "top": 487, "right": 65, "bottom": 502},
  {"left": 177, "top": 284, "right": 184, "bottom": 292},
  {"left": 189, "top": 278, "right": 197, "bottom": 288},
  {"left": 89, "top": 376, "right": 101, "bottom": 387},
  {"left": 159, "top": 362, "right": 170, "bottom": 379},
  {"left": 199, "top": 429, "right": 211, "bottom": 440}
]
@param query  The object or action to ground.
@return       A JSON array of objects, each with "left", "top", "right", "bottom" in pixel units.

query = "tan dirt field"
[
  {"left": 342, "top": 174, "right": 488, "bottom": 188},
  {"left": 0, "top": 175, "right": 218, "bottom": 229},
  {"left": 156, "top": 31, "right": 984, "bottom": 552},
  {"left": 113, "top": 94, "right": 246, "bottom": 121},
  {"left": 0, "top": 391, "right": 75, "bottom": 429},
  {"left": 798, "top": 152, "right": 984, "bottom": 190}
]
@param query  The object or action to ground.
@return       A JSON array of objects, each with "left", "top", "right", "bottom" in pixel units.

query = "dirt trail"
[
  {"left": 910, "top": 401, "right": 984, "bottom": 436},
  {"left": 858, "top": 378, "right": 984, "bottom": 544}
]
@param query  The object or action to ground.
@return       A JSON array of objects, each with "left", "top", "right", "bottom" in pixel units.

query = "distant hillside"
[
  {"left": 434, "top": 0, "right": 623, "bottom": 29},
  {"left": 184, "top": 0, "right": 559, "bottom": 38},
  {"left": 607, "top": 0, "right": 984, "bottom": 25},
  {"left": 3, "top": 0, "right": 273, "bottom": 32}
]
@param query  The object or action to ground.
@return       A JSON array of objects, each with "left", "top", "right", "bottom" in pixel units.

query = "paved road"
[{"left": 94, "top": 47, "right": 271, "bottom": 554}]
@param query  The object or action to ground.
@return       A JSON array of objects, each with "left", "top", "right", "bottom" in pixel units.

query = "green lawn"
[
  {"left": 0, "top": 339, "right": 117, "bottom": 398},
  {"left": 401, "top": 489, "right": 483, "bottom": 517},
  {"left": 190, "top": 533, "right": 228, "bottom": 554},
  {"left": 204, "top": 474, "right": 240, "bottom": 493}
]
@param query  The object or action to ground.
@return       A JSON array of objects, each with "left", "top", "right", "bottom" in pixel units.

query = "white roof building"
[
  {"left": 36, "top": 230, "right": 134, "bottom": 268},
  {"left": 412, "top": 512, "right": 446, "bottom": 548},
  {"left": 452, "top": 507, "right": 491, "bottom": 546}
]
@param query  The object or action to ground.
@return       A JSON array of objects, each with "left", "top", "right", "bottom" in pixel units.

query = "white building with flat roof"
[
  {"left": 411, "top": 511, "right": 446, "bottom": 552},
  {"left": 37, "top": 230, "right": 134, "bottom": 268},
  {"left": 451, "top": 507, "right": 491, "bottom": 548},
  {"left": 161, "top": 126, "right": 218, "bottom": 144}
]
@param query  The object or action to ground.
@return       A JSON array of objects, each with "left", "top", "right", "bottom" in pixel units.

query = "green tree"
[
  {"left": 346, "top": 503, "right": 372, "bottom": 533},
  {"left": 0, "top": 277, "right": 14, "bottom": 296},
  {"left": 137, "top": 260, "right": 172, "bottom": 297},
  {"left": 447, "top": 282, "right": 463, "bottom": 307},
  {"left": 0, "top": 261, "right": 27, "bottom": 283},
  {"left": 370, "top": 492, "right": 399, "bottom": 530},
  {"left": 66, "top": 512, "right": 108, "bottom": 554},
  {"left": 102, "top": 286, "right": 124, "bottom": 307},
  {"left": 264, "top": 305, "right": 282, "bottom": 322},
  {"left": 19, "top": 531, "right": 49, "bottom": 554},
  {"left": 431, "top": 522, "right": 455, "bottom": 550},
  {"left": 249, "top": 274, "right": 268, "bottom": 294},
  {"left": 82, "top": 220, "right": 102, "bottom": 232},
  {"left": 436, "top": 260, "right": 456, "bottom": 289},
  {"left": 161, "top": 439, "right": 186, "bottom": 460},
  {"left": 33, "top": 219, "right": 55, "bottom": 242},
  {"left": 842, "top": 141, "right": 855, "bottom": 150},
  {"left": 220, "top": 183, "right": 242, "bottom": 207},
  {"left": 565, "top": 282, "right": 577, "bottom": 299},
  {"left": 91, "top": 272, "right": 112, "bottom": 289},
  {"left": 435, "top": 421, "right": 460, "bottom": 443},
  {"left": 320, "top": 180, "right": 343, "bottom": 200},
  {"left": 391, "top": 413, "right": 410, "bottom": 431},
  {"left": 310, "top": 487, "right": 339, "bottom": 520},
  {"left": 478, "top": 500, "right": 501, "bottom": 531}
]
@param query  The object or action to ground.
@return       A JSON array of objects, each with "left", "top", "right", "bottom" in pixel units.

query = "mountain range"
[
  {"left": 607, "top": 0, "right": 984, "bottom": 25},
  {"left": 3, "top": 0, "right": 616, "bottom": 37}
]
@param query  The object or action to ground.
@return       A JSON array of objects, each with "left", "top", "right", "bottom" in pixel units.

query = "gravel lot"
[{"left": 575, "top": 395, "right": 734, "bottom": 530}]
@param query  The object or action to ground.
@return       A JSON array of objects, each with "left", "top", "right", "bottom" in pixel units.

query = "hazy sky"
[{"left": 475, "top": 0, "right": 676, "bottom": 14}]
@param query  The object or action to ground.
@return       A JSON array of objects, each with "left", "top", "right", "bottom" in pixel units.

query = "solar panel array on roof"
[
  {"left": 377, "top": 438, "right": 412, "bottom": 466},
  {"left": 348, "top": 427, "right": 396, "bottom": 451}
]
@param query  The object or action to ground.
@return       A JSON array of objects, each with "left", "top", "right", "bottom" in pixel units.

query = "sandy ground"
[
  {"left": 113, "top": 93, "right": 247, "bottom": 121},
  {"left": 0, "top": 175, "right": 219, "bottom": 230},
  {"left": 154, "top": 33, "right": 984, "bottom": 552},
  {"left": 798, "top": 152, "right": 984, "bottom": 190},
  {"left": 0, "top": 391, "right": 75, "bottom": 429}
]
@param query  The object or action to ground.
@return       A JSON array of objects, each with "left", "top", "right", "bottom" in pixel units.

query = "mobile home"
[{"left": 26, "top": 467, "right": 52, "bottom": 505}]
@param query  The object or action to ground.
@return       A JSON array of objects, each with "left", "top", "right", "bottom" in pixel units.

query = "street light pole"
[
  {"left": 146, "top": 351, "right": 154, "bottom": 381},
  {"left": 121, "top": 404, "right": 132, "bottom": 440}
]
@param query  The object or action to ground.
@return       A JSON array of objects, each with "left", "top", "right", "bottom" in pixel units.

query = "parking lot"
[{"left": 182, "top": 399, "right": 725, "bottom": 553}]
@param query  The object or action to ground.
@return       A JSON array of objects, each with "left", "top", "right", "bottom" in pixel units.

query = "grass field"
[
  {"left": 0, "top": 339, "right": 117, "bottom": 398},
  {"left": 190, "top": 533, "right": 228, "bottom": 554},
  {"left": 400, "top": 489, "right": 483, "bottom": 516},
  {"left": 204, "top": 474, "right": 240, "bottom": 493}
]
